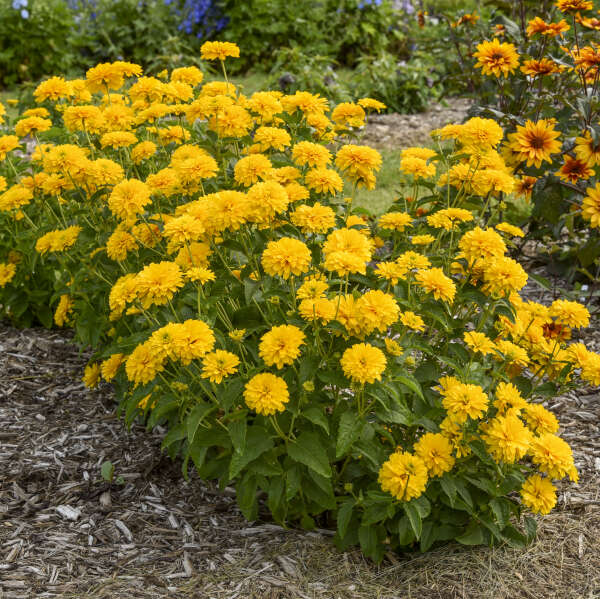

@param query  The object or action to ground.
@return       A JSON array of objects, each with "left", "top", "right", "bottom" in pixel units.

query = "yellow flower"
[
  {"left": 520, "top": 475, "right": 557, "bottom": 515},
  {"left": 299, "top": 297, "right": 336, "bottom": 324},
  {"left": 496, "top": 222, "right": 524, "bottom": 238},
  {"left": 506, "top": 119, "right": 561, "bottom": 168},
  {"left": 304, "top": 167, "right": 344, "bottom": 195},
  {"left": 531, "top": 433, "right": 578, "bottom": 481},
  {"left": 186, "top": 267, "right": 216, "bottom": 284},
  {"left": 261, "top": 237, "right": 312, "bottom": 279},
  {"left": 458, "top": 227, "right": 507, "bottom": 264},
  {"left": 292, "top": 141, "right": 332, "bottom": 168},
  {"left": 494, "top": 382, "right": 528, "bottom": 414},
  {"left": 400, "top": 156, "right": 436, "bottom": 179},
  {"left": 101, "top": 353, "right": 125, "bottom": 382},
  {"left": 331, "top": 102, "right": 365, "bottom": 128},
  {"left": 201, "top": 350, "right": 240, "bottom": 383},
  {"left": 229, "top": 329, "right": 246, "bottom": 342},
  {"left": 108, "top": 179, "right": 152, "bottom": 221},
  {"left": 415, "top": 268, "right": 456, "bottom": 303},
  {"left": 357, "top": 97, "right": 386, "bottom": 112},
  {"left": 384, "top": 338, "right": 403, "bottom": 356},
  {"left": 244, "top": 373, "right": 289, "bottom": 415},
  {"left": 574, "top": 132, "right": 600, "bottom": 166},
  {"left": 253, "top": 126, "right": 291, "bottom": 151},
  {"left": 463, "top": 331, "right": 495, "bottom": 355},
  {"left": 473, "top": 38, "right": 520, "bottom": 77},
  {"left": 549, "top": 299, "right": 590, "bottom": 328},
  {"left": 106, "top": 228, "right": 138, "bottom": 261},
  {"left": 322, "top": 227, "right": 373, "bottom": 276},
  {"left": 459, "top": 116, "right": 504, "bottom": 149},
  {"left": 246, "top": 181, "right": 289, "bottom": 223},
  {"left": 341, "top": 343, "right": 387, "bottom": 384},
  {"left": 135, "top": 261, "right": 184, "bottom": 308},
  {"left": 414, "top": 432, "right": 455, "bottom": 477},
  {"left": 171, "top": 66, "right": 204, "bottom": 85},
  {"left": 35, "top": 226, "right": 82, "bottom": 254},
  {"left": 100, "top": 130, "right": 137, "bottom": 149},
  {"left": 582, "top": 182, "right": 600, "bottom": 227},
  {"left": 34, "top": 76, "right": 72, "bottom": 102},
  {"left": 0, "top": 262, "right": 16, "bottom": 287},
  {"left": 378, "top": 451, "right": 428, "bottom": 501},
  {"left": 556, "top": 155, "right": 594, "bottom": 183},
  {"left": 374, "top": 261, "right": 405, "bottom": 285},
  {"left": 482, "top": 413, "right": 531, "bottom": 463},
  {"left": 15, "top": 116, "right": 52, "bottom": 138},
  {"left": 0, "top": 135, "right": 20, "bottom": 160},
  {"left": 125, "top": 341, "right": 165, "bottom": 385},
  {"left": 356, "top": 290, "right": 400, "bottom": 333},
  {"left": 290, "top": 202, "right": 336, "bottom": 234},
  {"left": 399, "top": 311, "right": 425, "bottom": 332},
  {"left": 149, "top": 320, "right": 215, "bottom": 364},
  {"left": 442, "top": 382, "right": 489, "bottom": 423},
  {"left": 200, "top": 41, "right": 240, "bottom": 60},
  {"left": 83, "top": 363, "right": 101, "bottom": 389},
  {"left": 379, "top": 211, "right": 412, "bottom": 231},
  {"left": 482, "top": 256, "right": 528, "bottom": 296},
  {"left": 523, "top": 404, "right": 559, "bottom": 435},
  {"left": 411, "top": 234, "right": 435, "bottom": 245},
  {"left": 259, "top": 325, "right": 306, "bottom": 368},
  {"left": 555, "top": 0, "right": 593, "bottom": 12},
  {"left": 427, "top": 208, "right": 473, "bottom": 230}
]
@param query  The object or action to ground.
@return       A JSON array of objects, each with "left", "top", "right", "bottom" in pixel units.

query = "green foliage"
[{"left": 0, "top": 0, "right": 74, "bottom": 87}]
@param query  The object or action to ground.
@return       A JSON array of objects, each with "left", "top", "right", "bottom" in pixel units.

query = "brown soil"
[{"left": 362, "top": 98, "right": 472, "bottom": 150}]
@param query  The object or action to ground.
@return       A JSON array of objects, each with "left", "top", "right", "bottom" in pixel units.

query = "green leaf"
[
  {"left": 337, "top": 501, "right": 354, "bottom": 539},
  {"left": 524, "top": 516, "right": 537, "bottom": 541},
  {"left": 398, "top": 515, "right": 415, "bottom": 545},
  {"left": 456, "top": 522, "right": 485, "bottom": 545},
  {"left": 440, "top": 476, "right": 457, "bottom": 507},
  {"left": 161, "top": 423, "right": 186, "bottom": 456},
  {"left": 396, "top": 375, "right": 424, "bottom": 400},
  {"left": 362, "top": 502, "right": 389, "bottom": 526},
  {"left": 288, "top": 431, "right": 331, "bottom": 478},
  {"left": 336, "top": 411, "right": 364, "bottom": 458},
  {"left": 302, "top": 406, "right": 329, "bottom": 434},
  {"left": 187, "top": 401, "right": 214, "bottom": 445},
  {"left": 236, "top": 473, "right": 258, "bottom": 521},
  {"left": 228, "top": 426, "right": 274, "bottom": 480},
  {"left": 101, "top": 461, "right": 114, "bottom": 483},
  {"left": 358, "top": 524, "right": 379, "bottom": 560},
  {"left": 489, "top": 497, "right": 511, "bottom": 529},
  {"left": 420, "top": 521, "right": 436, "bottom": 552},
  {"left": 267, "top": 477, "right": 284, "bottom": 519},
  {"left": 228, "top": 417, "right": 247, "bottom": 454},
  {"left": 285, "top": 464, "right": 302, "bottom": 501},
  {"left": 404, "top": 502, "right": 422, "bottom": 539},
  {"left": 501, "top": 524, "right": 527, "bottom": 548}
]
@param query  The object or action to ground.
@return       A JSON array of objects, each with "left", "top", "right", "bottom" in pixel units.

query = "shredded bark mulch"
[{"left": 1, "top": 316, "right": 600, "bottom": 599}]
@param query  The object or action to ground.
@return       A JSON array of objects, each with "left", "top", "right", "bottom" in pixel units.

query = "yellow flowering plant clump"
[
  {"left": 0, "top": 47, "right": 598, "bottom": 561},
  {"left": 444, "top": 1, "right": 600, "bottom": 291}
]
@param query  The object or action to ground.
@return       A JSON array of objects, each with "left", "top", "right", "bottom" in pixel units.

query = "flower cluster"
[
  {"left": 447, "top": 1, "right": 600, "bottom": 292},
  {"left": 0, "top": 44, "right": 596, "bottom": 560}
]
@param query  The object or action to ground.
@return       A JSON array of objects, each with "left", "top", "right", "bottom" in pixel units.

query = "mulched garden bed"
[{"left": 1, "top": 300, "right": 600, "bottom": 598}]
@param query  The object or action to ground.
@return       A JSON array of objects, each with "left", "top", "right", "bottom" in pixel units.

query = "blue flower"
[
  {"left": 20, "top": 8, "right": 29, "bottom": 18},
  {"left": 12, "top": 0, "right": 28, "bottom": 9}
]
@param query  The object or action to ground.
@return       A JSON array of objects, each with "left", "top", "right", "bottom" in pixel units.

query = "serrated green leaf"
[
  {"left": 229, "top": 426, "right": 274, "bottom": 480},
  {"left": 187, "top": 401, "right": 214, "bottom": 445},
  {"left": 288, "top": 431, "right": 331, "bottom": 478},
  {"left": 336, "top": 411, "right": 364, "bottom": 458}
]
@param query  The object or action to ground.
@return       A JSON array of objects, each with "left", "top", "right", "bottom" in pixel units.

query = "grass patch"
[{"left": 353, "top": 148, "right": 403, "bottom": 216}]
